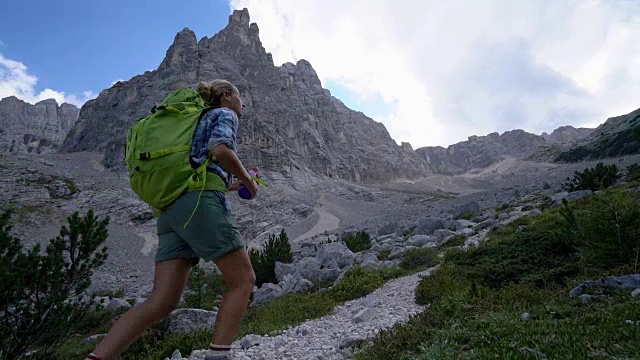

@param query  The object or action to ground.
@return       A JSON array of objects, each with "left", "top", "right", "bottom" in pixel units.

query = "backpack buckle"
[{"left": 139, "top": 152, "right": 151, "bottom": 160}]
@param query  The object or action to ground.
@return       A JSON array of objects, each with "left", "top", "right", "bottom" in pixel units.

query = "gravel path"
[{"left": 179, "top": 267, "right": 436, "bottom": 360}]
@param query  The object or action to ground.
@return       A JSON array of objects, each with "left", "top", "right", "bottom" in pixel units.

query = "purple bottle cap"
[{"left": 239, "top": 185, "right": 252, "bottom": 199}]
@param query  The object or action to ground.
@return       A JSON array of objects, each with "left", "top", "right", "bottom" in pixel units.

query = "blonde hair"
[{"left": 196, "top": 79, "right": 236, "bottom": 107}]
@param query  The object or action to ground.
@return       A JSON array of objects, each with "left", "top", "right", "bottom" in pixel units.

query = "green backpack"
[{"left": 125, "top": 87, "right": 227, "bottom": 220}]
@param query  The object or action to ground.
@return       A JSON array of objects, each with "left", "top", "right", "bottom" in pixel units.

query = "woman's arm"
[{"left": 212, "top": 144, "right": 258, "bottom": 197}]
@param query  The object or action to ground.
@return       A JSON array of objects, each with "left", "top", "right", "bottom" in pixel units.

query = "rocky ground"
[{"left": 1, "top": 150, "right": 639, "bottom": 298}]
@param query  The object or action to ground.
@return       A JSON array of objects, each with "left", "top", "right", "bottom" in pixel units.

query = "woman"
[{"left": 87, "top": 80, "right": 258, "bottom": 360}]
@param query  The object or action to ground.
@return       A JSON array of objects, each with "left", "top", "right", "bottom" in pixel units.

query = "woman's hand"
[{"left": 228, "top": 179, "right": 242, "bottom": 192}]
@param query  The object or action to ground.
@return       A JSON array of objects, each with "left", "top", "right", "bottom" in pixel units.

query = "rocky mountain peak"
[
  {"left": 541, "top": 125, "right": 594, "bottom": 144},
  {"left": 0, "top": 96, "right": 79, "bottom": 154},
  {"left": 158, "top": 28, "right": 198, "bottom": 72},
  {"left": 34, "top": 98, "right": 59, "bottom": 107},
  {"left": 59, "top": 8, "right": 427, "bottom": 183},
  {"left": 229, "top": 8, "right": 251, "bottom": 30}
]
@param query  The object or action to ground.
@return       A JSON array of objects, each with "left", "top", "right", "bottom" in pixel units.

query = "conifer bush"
[
  {"left": 0, "top": 209, "right": 109, "bottom": 359},
  {"left": 184, "top": 265, "right": 225, "bottom": 310},
  {"left": 561, "top": 162, "right": 620, "bottom": 192},
  {"left": 342, "top": 230, "right": 372, "bottom": 253},
  {"left": 626, "top": 163, "right": 640, "bottom": 182},
  {"left": 249, "top": 229, "right": 293, "bottom": 287}
]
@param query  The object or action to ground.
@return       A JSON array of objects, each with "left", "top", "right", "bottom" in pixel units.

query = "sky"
[{"left": 1, "top": 1, "right": 639, "bottom": 148}]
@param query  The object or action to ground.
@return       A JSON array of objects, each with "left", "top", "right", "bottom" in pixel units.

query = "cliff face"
[
  {"left": 541, "top": 126, "right": 593, "bottom": 144},
  {"left": 416, "top": 125, "right": 596, "bottom": 174},
  {"left": 416, "top": 130, "right": 545, "bottom": 174},
  {"left": 60, "top": 9, "right": 427, "bottom": 183},
  {"left": 0, "top": 96, "right": 79, "bottom": 154}
]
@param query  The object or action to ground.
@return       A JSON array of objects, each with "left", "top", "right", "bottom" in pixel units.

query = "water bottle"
[{"left": 238, "top": 169, "right": 257, "bottom": 200}]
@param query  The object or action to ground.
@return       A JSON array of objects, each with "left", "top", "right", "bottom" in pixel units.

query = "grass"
[
  {"left": 92, "top": 288, "right": 126, "bottom": 299},
  {"left": 436, "top": 234, "right": 467, "bottom": 249},
  {"left": 354, "top": 183, "right": 640, "bottom": 360},
  {"left": 458, "top": 211, "right": 477, "bottom": 221},
  {"left": 495, "top": 203, "right": 516, "bottom": 215},
  {"left": 400, "top": 248, "right": 440, "bottom": 270},
  {"left": 378, "top": 249, "right": 392, "bottom": 261}
]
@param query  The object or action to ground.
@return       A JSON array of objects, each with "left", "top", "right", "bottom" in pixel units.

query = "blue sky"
[
  {"left": 1, "top": 0, "right": 639, "bottom": 148},
  {"left": 0, "top": 0, "right": 231, "bottom": 97}
]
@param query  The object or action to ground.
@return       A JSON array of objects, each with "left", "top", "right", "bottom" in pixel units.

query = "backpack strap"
[
  {"left": 183, "top": 158, "right": 211, "bottom": 228},
  {"left": 139, "top": 145, "right": 191, "bottom": 160}
]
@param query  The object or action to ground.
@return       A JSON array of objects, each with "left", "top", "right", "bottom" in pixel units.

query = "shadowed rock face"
[
  {"left": 0, "top": 96, "right": 79, "bottom": 154},
  {"left": 555, "top": 107, "right": 640, "bottom": 162},
  {"left": 59, "top": 8, "right": 427, "bottom": 184}
]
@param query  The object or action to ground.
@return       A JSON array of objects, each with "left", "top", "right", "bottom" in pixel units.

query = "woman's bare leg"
[
  {"left": 210, "top": 247, "right": 256, "bottom": 345},
  {"left": 91, "top": 258, "right": 193, "bottom": 360}
]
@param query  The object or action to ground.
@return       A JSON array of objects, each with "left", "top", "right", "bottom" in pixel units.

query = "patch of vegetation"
[
  {"left": 495, "top": 203, "right": 515, "bottom": 215},
  {"left": 402, "top": 227, "right": 416, "bottom": 240},
  {"left": 355, "top": 184, "right": 640, "bottom": 360},
  {"left": 248, "top": 230, "right": 293, "bottom": 287},
  {"left": 626, "top": 163, "right": 640, "bottom": 182},
  {"left": 342, "top": 230, "right": 372, "bottom": 253},
  {"left": 0, "top": 209, "right": 109, "bottom": 359},
  {"left": 561, "top": 162, "right": 620, "bottom": 192},
  {"left": 64, "top": 178, "right": 79, "bottom": 193},
  {"left": 378, "top": 249, "right": 392, "bottom": 261},
  {"left": 92, "top": 288, "right": 126, "bottom": 299},
  {"left": 537, "top": 194, "right": 556, "bottom": 212},
  {"left": 458, "top": 211, "right": 476, "bottom": 221},
  {"left": 400, "top": 248, "right": 441, "bottom": 270},
  {"left": 437, "top": 234, "right": 467, "bottom": 249}
]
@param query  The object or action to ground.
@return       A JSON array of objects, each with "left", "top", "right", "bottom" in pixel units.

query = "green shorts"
[{"left": 155, "top": 191, "right": 245, "bottom": 265}]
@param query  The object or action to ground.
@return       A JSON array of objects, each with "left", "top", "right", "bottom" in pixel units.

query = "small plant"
[
  {"left": 0, "top": 209, "right": 109, "bottom": 359},
  {"left": 437, "top": 235, "right": 467, "bottom": 249},
  {"left": 184, "top": 265, "right": 225, "bottom": 310},
  {"left": 400, "top": 248, "right": 441, "bottom": 270},
  {"left": 249, "top": 230, "right": 293, "bottom": 287},
  {"left": 402, "top": 228, "right": 416, "bottom": 240},
  {"left": 342, "top": 230, "right": 372, "bottom": 253},
  {"left": 626, "top": 163, "right": 640, "bottom": 182},
  {"left": 561, "top": 162, "right": 620, "bottom": 192},
  {"left": 92, "top": 288, "right": 126, "bottom": 299},
  {"left": 378, "top": 249, "right": 392, "bottom": 261},
  {"left": 578, "top": 191, "right": 640, "bottom": 270},
  {"left": 459, "top": 211, "right": 476, "bottom": 221},
  {"left": 537, "top": 195, "right": 556, "bottom": 211}
]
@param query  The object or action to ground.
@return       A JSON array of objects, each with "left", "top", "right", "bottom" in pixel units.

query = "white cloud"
[
  {"left": 229, "top": 0, "right": 640, "bottom": 148},
  {"left": 0, "top": 53, "right": 96, "bottom": 107}
]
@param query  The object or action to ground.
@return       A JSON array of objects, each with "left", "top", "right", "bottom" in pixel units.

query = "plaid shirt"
[{"left": 190, "top": 107, "right": 238, "bottom": 188}]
